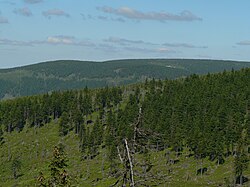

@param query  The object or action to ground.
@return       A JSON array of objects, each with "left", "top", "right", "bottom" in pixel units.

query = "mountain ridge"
[
  {"left": 1, "top": 58, "right": 250, "bottom": 70},
  {"left": 0, "top": 59, "right": 250, "bottom": 99}
]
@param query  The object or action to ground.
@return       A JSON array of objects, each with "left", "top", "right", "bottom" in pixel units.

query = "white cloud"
[
  {"left": 104, "top": 37, "right": 155, "bottom": 46},
  {"left": 97, "top": 6, "right": 202, "bottom": 22},
  {"left": 0, "top": 38, "right": 32, "bottom": 46},
  {"left": 157, "top": 47, "right": 174, "bottom": 53},
  {"left": 0, "top": 16, "right": 8, "bottom": 23},
  {"left": 163, "top": 43, "right": 207, "bottom": 49},
  {"left": 0, "top": 11, "right": 8, "bottom": 23},
  {"left": 0, "top": 1, "right": 15, "bottom": 5},
  {"left": 0, "top": 36, "right": 95, "bottom": 47},
  {"left": 24, "top": 0, "right": 43, "bottom": 4},
  {"left": 43, "top": 9, "right": 70, "bottom": 18},
  {"left": 96, "top": 15, "right": 126, "bottom": 22},
  {"left": 47, "top": 36, "right": 74, "bottom": 45},
  {"left": 124, "top": 46, "right": 176, "bottom": 54},
  {"left": 112, "top": 17, "right": 126, "bottom": 23},
  {"left": 81, "top": 14, "right": 94, "bottom": 20},
  {"left": 124, "top": 47, "right": 155, "bottom": 53},
  {"left": 98, "top": 16, "right": 108, "bottom": 21},
  {"left": 236, "top": 41, "right": 250, "bottom": 46},
  {"left": 96, "top": 44, "right": 119, "bottom": 53},
  {"left": 46, "top": 36, "right": 95, "bottom": 47},
  {"left": 81, "top": 13, "right": 126, "bottom": 23},
  {"left": 14, "top": 7, "right": 32, "bottom": 17}
]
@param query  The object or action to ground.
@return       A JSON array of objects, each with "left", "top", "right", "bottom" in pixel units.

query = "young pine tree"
[{"left": 48, "top": 145, "right": 70, "bottom": 186}]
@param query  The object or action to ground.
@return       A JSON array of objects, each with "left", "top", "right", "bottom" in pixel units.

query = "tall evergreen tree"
[{"left": 59, "top": 112, "right": 70, "bottom": 136}]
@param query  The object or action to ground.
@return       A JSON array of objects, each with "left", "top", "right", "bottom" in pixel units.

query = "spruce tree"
[
  {"left": 48, "top": 145, "right": 70, "bottom": 186},
  {"left": 59, "top": 112, "right": 70, "bottom": 136},
  {"left": 234, "top": 121, "right": 249, "bottom": 185}
]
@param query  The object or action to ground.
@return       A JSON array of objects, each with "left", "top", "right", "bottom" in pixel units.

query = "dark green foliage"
[
  {"left": 88, "top": 118, "right": 103, "bottom": 156},
  {"left": 141, "top": 68, "right": 250, "bottom": 161},
  {"left": 0, "top": 69, "right": 249, "bottom": 151},
  {"left": 59, "top": 112, "right": 70, "bottom": 136},
  {"left": 11, "top": 157, "right": 22, "bottom": 179},
  {"left": 235, "top": 152, "right": 249, "bottom": 179},
  {"left": 81, "top": 87, "right": 92, "bottom": 116},
  {"left": 234, "top": 127, "right": 249, "bottom": 185},
  {"left": 36, "top": 145, "right": 70, "bottom": 186},
  {"left": 79, "top": 124, "right": 87, "bottom": 154},
  {"left": 0, "top": 128, "right": 3, "bottom": 143},
  {"left": 71, "top": 108, "right": 83, "bottom": 135},
  {"left": 105, "top": 111, "right": 119, "bottom": 174},
  {"left": 48, "top": 145, "right": 70, "bottom": 186},
  {"left": 92, "top": 118, "right": 103, "bottom": 146}
]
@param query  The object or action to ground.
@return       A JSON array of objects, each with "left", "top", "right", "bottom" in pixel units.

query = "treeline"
[
  {"left": 0, "top": 86, "right": 123, "bottom": 133},
  {"left": 142, "top": 69, "right": 250, "bottom": 159}
]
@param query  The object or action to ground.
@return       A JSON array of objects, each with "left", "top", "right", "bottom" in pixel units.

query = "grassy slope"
[
  {"left": 1, "top": 59, "right": 250, "bottom": 99},
  {"left": 0, "top": 121, "right": 249, "bottom": 187}
]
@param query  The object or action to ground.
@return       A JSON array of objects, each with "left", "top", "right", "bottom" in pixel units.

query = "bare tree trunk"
[
  {"left": 117, "top": 146, "right": 123, "bottom": 164},
  {"left": 124, "top": 138, "right": 135, "bottom": 187}
]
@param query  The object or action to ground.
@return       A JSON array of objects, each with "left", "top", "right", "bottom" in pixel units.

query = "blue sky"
[{"left": 0, "top": 0, "right": 250, "bottom": 68}]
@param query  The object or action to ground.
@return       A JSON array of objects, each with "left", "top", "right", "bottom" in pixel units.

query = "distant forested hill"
[{"left": 0, "top": 59, "right": 250, "bottom": 99}]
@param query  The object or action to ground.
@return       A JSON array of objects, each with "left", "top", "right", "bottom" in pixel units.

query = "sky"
[{"left": 0, "top": 0, "right": 250, "bottom": 68}]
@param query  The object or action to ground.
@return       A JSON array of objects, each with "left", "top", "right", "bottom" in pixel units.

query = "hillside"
[
  {"left": 0, "top": 59, "right": 250, "bottom": 99},
  {"left": 0, "top": 68, "right": 249, "bottom": 186}
]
